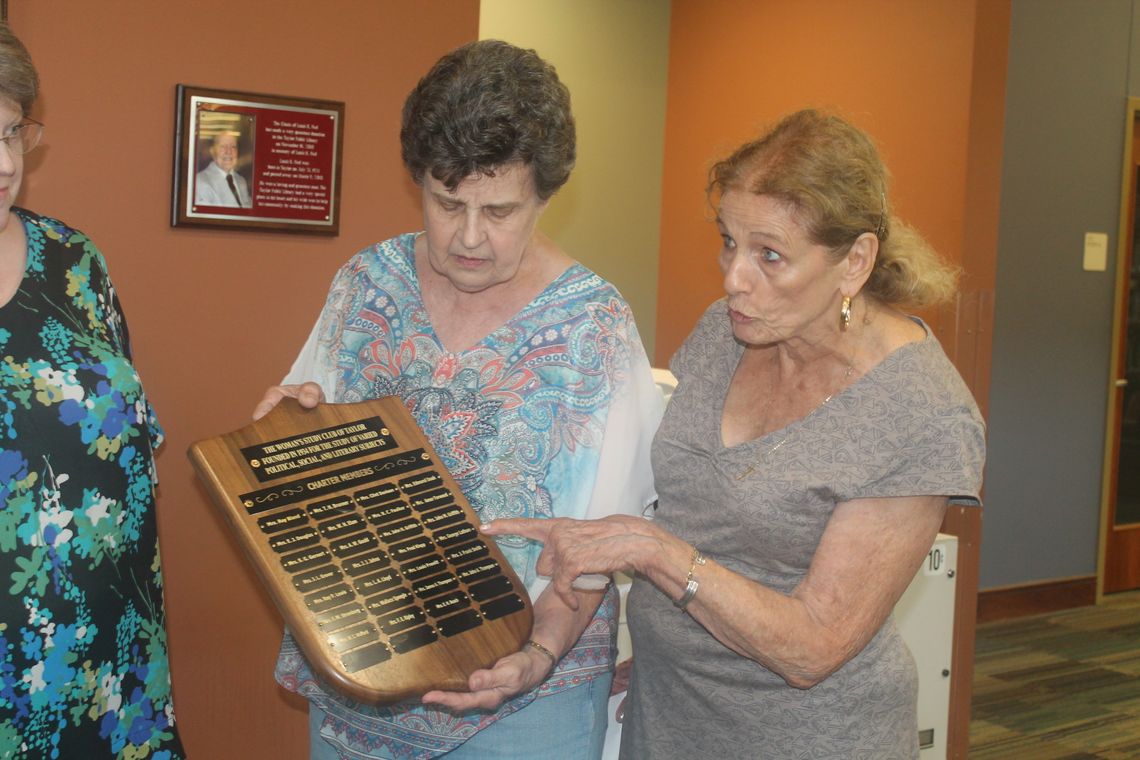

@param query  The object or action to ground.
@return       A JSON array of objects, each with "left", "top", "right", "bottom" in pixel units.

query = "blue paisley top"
[
  {"left": 0, "top": 209, "right": 182, "bottom": 759},
  {"left": 274, "top": 232, "right": 661, "bottom": 758}
]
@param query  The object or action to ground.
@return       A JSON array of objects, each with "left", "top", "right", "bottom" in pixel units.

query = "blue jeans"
[{"left": 310, "top": 674, "right": 613, "bottom": 760}]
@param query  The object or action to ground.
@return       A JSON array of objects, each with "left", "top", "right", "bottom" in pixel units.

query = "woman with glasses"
[{"left": 0, "top": 23, "right": 185, "bottom": 758}]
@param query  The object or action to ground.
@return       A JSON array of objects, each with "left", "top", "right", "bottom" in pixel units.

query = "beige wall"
[{"left": 479, "top": 0, "right": 670, "bottom": 357}]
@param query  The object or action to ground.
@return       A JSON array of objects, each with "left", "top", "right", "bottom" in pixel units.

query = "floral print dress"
[{"left": 0, "top": 209, "right": 183, "bottom": 759}]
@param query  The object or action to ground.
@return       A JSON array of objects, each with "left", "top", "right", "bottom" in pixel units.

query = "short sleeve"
[
  {"left": 281, "top": 257, "right": 360, "bottom": 396},
  {"left": 843, "top": 343, "right": 986, "bottom": 506},
  {"left": 853, "top": 403, "right": 985, "bottom": 505}
]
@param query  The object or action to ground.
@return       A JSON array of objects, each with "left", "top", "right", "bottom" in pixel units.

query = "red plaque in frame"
[{"left": 172, "top": 85, "right": 344, "bottom": 235}]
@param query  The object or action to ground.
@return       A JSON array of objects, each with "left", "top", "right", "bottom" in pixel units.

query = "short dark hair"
[
  {"left": 0, "top": 23, "right": 37, "bottom": 114},
  {"left": 400, "top": 39, "right": 575, "bottom": 201}
]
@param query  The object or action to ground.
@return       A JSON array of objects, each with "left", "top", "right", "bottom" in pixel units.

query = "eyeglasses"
[{"left": 0, "top": 119, "right": 44, "bottom": 155}]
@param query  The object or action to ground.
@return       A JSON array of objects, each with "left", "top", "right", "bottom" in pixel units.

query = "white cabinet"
[{"left": 894, "top": 532, "right": 959, "bottom": 758}]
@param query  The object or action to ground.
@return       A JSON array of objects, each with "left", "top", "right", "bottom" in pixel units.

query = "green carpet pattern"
[{"left": 970, "top": 590, "right": 1140, "bottom": 758}]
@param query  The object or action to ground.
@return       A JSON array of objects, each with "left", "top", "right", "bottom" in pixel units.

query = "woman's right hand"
[
  {"left": 482, "top": 515, "right": 675, "bottom": 610},
  {"left": 251, "top": 382, "right": 325, "bottom": 420}
]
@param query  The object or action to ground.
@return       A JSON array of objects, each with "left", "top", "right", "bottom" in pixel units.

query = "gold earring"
[{"left": 840, "top": 296, "right": 852, "bottom": 331}]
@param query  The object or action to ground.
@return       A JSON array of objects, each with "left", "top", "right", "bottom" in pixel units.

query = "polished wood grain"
[{"left": 188, "top": 397, "right": 533, "bottom": 704}]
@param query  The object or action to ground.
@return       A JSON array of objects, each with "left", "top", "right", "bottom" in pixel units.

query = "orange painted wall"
[
  {"left": 10, "top": 3, "right": 478, "bottom": 757},
  {"left": 655, "top": 0, "right": 984, "bottom": 366}
]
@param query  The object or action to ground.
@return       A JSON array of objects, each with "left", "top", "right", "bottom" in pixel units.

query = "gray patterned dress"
[{"left": 622, "top": 300, "right": 985, "bottom": 760}]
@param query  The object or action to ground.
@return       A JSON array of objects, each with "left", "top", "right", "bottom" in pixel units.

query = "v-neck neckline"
[
  {"left": 403, "top": 232, "right": 584, "bottom": 357},
  {"left": 714, "top": 317, "right": 933, "bottom": 453}
]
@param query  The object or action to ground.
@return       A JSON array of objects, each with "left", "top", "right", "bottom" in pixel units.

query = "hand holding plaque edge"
[{"left": 252, "top": 381, "right": 326, "bottom": 420}]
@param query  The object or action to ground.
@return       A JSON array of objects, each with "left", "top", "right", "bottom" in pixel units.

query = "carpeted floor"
[{"left": 970, "top": 590, "right": 1140, "bottom": 758}]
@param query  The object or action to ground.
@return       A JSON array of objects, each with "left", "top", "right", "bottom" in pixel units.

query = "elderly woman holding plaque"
[
  {"left": 484, "top": 110, "right": 986, "bottom": 759},
  {"left": 254, "top": 40, "right": 661, "bottom": 759}
]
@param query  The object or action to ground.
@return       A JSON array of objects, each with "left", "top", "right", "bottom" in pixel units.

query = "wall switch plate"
[{"left": 1084, "top": 232, "right": 1108, "bottom": 271}]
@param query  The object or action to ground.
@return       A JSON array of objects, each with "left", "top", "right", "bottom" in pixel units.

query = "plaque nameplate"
[{"left": 188, "top": 397, "right": 533, "bottom": 704}]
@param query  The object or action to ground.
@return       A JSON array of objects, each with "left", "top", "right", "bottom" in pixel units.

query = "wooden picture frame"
[{"left": 172, "top": 85, "right": 344, "bottom": 235}]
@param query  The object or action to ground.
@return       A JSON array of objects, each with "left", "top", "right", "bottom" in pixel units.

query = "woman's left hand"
[{"left": 420, "top": 637, "right": 558, "bottom": 711}]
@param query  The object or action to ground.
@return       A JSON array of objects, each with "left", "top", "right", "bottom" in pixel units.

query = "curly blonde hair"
[{"left": 708, "top": 109, "right": 958, "bottom": 308}]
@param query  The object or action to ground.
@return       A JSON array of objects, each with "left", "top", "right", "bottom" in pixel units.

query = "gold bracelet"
[
  {"left": 525, "top": 639, "right": 558, "bottom": 669},
  {"left": 673, "top": 547, "right": 706, "bottom": 611}
]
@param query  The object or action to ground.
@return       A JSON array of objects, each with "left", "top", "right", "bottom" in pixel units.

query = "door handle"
[{"left": 1116, "top": 379, "right": 1129, "bottom": 388}]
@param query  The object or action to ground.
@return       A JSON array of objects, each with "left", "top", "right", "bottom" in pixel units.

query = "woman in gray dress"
[{"left": 483, "top": 109, "right": 986, "bottom": 759}]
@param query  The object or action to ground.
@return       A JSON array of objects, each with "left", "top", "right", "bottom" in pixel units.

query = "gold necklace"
[{"left": 735, "top": 361, "right": 854, "bottom": 481}]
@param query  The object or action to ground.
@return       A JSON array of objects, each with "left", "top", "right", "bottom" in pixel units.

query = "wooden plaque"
[{"left": 188, "top": 397, "right": 533, "bottom": 704}]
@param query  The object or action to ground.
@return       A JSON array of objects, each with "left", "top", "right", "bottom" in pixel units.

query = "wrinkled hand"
[
  {"left": 482, "top": 516, "right": 655, "bottom": 610},
  {"left": 252, "top": 382, "right": 324, "bottom": 420},
  {"left": 421, "top": 646, "right": 552, "bottom": 712}
]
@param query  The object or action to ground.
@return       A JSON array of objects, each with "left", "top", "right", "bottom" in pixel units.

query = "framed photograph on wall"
[{"left": 172, "top": 85, "right": 344, "bottom": 235}]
